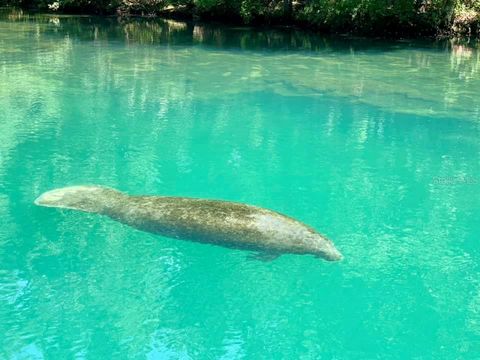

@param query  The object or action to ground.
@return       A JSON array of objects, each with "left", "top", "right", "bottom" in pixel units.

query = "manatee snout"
[
  {"left": 315, "top": 240, "right": 343, "bottom": 261},
  {"left": 320, "top": 247, "right": 343, "bottom": 261}
]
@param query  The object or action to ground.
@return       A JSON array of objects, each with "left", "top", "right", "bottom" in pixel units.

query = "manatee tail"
[{"left": 34, "top": 185, "right": 122, "bottom": 214}]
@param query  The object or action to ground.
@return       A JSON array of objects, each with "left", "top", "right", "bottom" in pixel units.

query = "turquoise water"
[{"left": 1, "top": 10, "right": 480, "bottom": 359}]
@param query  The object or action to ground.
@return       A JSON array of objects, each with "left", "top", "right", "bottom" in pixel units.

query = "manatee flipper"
[
  {"left": 34, "top": 185, "right": 122, "bottom": 214},
  {"left": 247, "top": 252, "right": 280, "bottom": 262}
]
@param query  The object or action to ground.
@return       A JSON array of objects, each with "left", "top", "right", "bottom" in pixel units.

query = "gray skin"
[{"left": 34, "top": 186, "right": 343, "bottom": 261}]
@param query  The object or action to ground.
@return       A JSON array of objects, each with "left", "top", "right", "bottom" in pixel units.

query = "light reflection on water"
[{"left": 0, "top": 8, "right": 480, "bottom": 359}]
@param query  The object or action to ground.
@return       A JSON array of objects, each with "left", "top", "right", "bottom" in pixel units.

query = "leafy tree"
[{"left": 0, "top": 0, "right": 478, "bottom": 35}]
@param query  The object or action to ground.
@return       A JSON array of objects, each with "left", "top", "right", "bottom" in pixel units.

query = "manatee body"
[{"left": 34, "top": 186, "right": 342, "bottom": 261}]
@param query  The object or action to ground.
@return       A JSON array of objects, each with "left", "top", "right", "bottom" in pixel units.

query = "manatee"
[{"left": 34, "top": 186, "right": 343, "bottom": 261}]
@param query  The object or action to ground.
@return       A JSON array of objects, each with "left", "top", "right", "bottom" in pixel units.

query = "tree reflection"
[{"left": 4, "top": 10, "right": 477, "bottom": 119}]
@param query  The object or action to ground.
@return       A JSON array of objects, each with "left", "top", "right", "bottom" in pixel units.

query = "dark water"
[{"left": 1, "top": 9, "right": 480, "bottom": 359}]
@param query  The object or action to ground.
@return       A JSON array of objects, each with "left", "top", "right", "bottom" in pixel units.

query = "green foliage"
[
  {"left": 296, "top": 0, "right": 457, "bottom": 34},
  {"left": 1, "top": 0, "right": 479, "bottom": 35},
  {"left": 192, "top": 0, "right": 288, "bottom": 23},
  {"left": 61, "top": 0, "right": 122, "bottom": 14},
  {"left": 193, "top": 0, "right": 241, "bottom": 19},
  {"left": 240, "top": 0, "right": 266, "bottom": 22},
  {"left": 119, "top": 0, "right": 167, "bottom": 15}
]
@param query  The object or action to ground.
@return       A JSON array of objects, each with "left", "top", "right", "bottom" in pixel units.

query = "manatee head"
[{"left": 311, "top": 234, "right": 343, "bottom": 261}]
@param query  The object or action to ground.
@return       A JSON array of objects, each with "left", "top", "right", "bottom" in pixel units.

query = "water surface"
[{"left": 1, "top": 10, "right": 480, "bottom": 359}]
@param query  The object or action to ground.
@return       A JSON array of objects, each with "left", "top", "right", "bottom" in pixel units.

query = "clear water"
[{"left": 1, "top": 10, "right": 480, "bottom": 359}]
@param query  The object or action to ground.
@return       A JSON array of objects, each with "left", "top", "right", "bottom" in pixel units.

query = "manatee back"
[{"left": 109, "top": 196, "right": 312, "bottom": 251}]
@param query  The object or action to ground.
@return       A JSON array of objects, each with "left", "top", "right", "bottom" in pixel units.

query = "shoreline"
[{"left": 3, "top": 4, "right": 479, "bottom": 40}]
